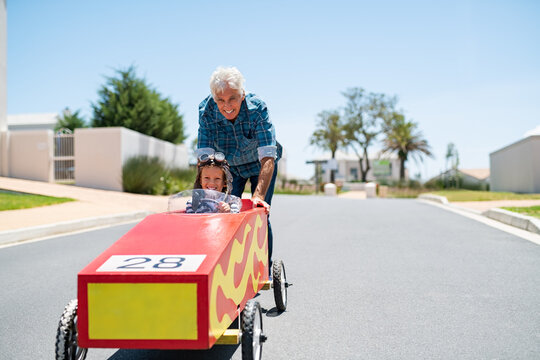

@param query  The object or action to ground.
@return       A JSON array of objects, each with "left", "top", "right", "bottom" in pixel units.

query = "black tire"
[
  {"left": 55, "top": 299, "right": 88, "bottom": 360},
  {"left": 272, "top": 260, "right": 287, "bottom": 312},
  {"left": 241, "top": 300, "right": 265, "bottom": 360}
]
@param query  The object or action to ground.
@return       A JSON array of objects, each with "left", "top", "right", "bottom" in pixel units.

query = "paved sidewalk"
[
  {"left": 0, "top": 177, "right": 169, "bottom": 245},
  {"left": 452, "top": 199, "right": 540, "bottom": 213},
  {"left": 418, "top": 193, "right": 540, "bottom": 236}
]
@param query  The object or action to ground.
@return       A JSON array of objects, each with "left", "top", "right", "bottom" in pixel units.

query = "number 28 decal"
[{"left": 97, "top": 255, "right": 206, "bottom": 272}]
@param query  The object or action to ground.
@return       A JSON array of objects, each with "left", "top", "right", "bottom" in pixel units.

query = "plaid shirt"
[{"left": 197, "top": 93, "right": 281, "bottom": 178}]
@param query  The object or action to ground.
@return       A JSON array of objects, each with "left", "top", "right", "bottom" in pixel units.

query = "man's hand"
[{"left": 251, "top": 195, "right": 270, "bottom": 214}]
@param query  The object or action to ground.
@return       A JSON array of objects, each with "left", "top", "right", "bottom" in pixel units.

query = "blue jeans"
[{"left": 231, "top": 162, "right": 278, "bottom": 268}]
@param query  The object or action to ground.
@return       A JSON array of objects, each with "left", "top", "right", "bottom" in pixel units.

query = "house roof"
[
  {"left": 459, "top": 168, "right": 490, "bottom": 180},
  {"left": 490, "top": 134, "right": 540, "bottom": 156},
  {"left": 8, "top": 113, "right": 58, "bottom": 126},
  {"left": 524, "top": 125, "right": 540, "bottom": 137},
  {"left": 490, "top": 124, "right": 540, "bottom": 156},
  {"left": 428, "top": 168, "right": 490, "bottom": 182}
]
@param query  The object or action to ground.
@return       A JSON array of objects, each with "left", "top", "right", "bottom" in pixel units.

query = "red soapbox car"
[{"left": 55, "top": 190, "right": 290, "bottom": 360}]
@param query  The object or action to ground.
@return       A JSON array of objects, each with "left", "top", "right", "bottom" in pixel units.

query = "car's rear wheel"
[{"left": 241, "top": 300, "right": 266, "bottom": 360}]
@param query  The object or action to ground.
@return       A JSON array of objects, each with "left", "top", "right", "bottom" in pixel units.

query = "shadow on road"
[
  {"left": 263, "top": 306, "right": 285, "bottom": 317},
  {"left": 107, "top": 345, "right": 238, "bottom": 360}
]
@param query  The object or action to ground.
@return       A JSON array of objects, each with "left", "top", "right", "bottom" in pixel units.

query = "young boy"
[{"left": 186, "top": 153, "right": 240, "bottom": 213}]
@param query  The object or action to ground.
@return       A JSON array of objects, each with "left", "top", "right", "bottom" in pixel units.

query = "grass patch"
[
  {"left": 501, "top": 206, "right": 540, "bottom": 219},
  {"left": 387, "top": 187, "right": 432, "bottom": 198},
  {"left": 428, "top": 190, "right": 540, "bottom": 202},
  {"left": 274, "top": 188, "right": 314, "bottom": 195},
  {"left": 0, "top": 189, "right": 74, "bottom": 211}
]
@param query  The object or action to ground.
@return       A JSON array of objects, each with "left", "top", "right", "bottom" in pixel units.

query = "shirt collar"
[{"left": 244, "top": 93, "right": 258, "bottom": 112}]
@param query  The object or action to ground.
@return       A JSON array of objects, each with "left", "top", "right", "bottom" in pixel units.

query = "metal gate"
[{"left": 54, "top": 129, "right": 75, "bottom": 182}]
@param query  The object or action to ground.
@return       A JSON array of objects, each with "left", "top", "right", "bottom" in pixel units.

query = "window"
[{"left": 350, "top": 168, "right": 358, "bottom": 181}]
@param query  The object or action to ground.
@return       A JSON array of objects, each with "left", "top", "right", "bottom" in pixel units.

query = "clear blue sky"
[{"left": 6, "top": 0, "right": 540, "bottom": 180}]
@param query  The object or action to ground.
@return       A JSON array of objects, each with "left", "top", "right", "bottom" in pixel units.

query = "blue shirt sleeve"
[{"left": 246, "top": 95, "right": 278, "bottom": 159}]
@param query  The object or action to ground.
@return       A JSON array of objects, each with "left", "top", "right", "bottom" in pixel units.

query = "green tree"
[
  {"left": 342, "top": 88, "right": 395, "bottom": 182},
  {"left": 309, "top": 110, "right": 346, "bottom": 183},
  {"left": 382, "top": 112, "right": 433, "bottom": 181},
  {"left": 91, "top": 66, "right": 186, "bottom": 144},
  {"left": 54, "top": 108, "right": 86, "bottom": 132}
]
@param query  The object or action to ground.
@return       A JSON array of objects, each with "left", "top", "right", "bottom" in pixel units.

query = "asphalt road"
[{"left": 1, "top": 195, "right": 539, "bottom": 359}]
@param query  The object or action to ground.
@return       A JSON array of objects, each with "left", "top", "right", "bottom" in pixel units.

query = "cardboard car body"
[{"left": 76, "top": 198, "right": 268, "bottom": 350}]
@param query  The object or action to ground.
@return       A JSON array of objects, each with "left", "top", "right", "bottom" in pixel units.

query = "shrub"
[
  {"left": 153, "top": 168, "right": 197, "bottom": 195},
  {"left": 122, "top": 156, "right": 197, "bottom": 195},
  {"left": 122, "top": 156, "right": 166, "bottom": 194}
]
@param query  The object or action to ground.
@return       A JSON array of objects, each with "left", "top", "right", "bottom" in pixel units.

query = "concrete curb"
[
  {"left": 419, "top": 193, "right": 540, "bottom": 235},
  {"left": 482, "top": 208, "right": 540, "bottom": 235},
  {"left": 418, "top": 193, "right": 449, "bottom": 205},
  {"left": 0, "top": 210, "right": 153, "bottom": 246}
]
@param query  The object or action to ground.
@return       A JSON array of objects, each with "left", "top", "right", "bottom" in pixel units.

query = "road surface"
[{"left": 1, "top": 195, "right": 539, "bottom": 359}]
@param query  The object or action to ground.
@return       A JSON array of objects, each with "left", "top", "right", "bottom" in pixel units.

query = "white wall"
[
  {"left": 75, "top": 127, "right": 188, "bottom": 191},
  {"left": 8, "top": 130, "right": 54, "bottom": 182},
  {"left": 75, "top": 127, "right": 123, "bottom": 191},
  {"left": 490, "top": 135, "right": 540, "bottom": 193}
]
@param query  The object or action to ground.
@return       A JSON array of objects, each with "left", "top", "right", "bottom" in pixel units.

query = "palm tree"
[
  {"left": 55, "top": 107, "right": 87, "bottom": 132},
  {"left": 382, "top": 112, "right": 433, "bottom": 181},
  {"left": 309, "top": 110, "right": 346, "bottom": 183}
]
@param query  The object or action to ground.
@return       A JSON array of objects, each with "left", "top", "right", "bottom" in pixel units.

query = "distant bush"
[
  {"left": 122, "top": 156, "right": 166, "bottom": 194},
  {"left": 377, "top": 179, "right": 422, "bottom": 189},
  {"left": 153, "top": 168, "right": 197, "bottom": 195},
  {"left": 424, "top": 177, "right": 489, "bottom": 191},
  {"left": 122, "top": 156, "right": 196, "bottom": 195},
  {"left": 423, "top": 178, "right": 445, "bottom": 190}
]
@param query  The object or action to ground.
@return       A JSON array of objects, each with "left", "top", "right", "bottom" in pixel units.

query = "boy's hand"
[{"left": 218, "top": 201, "right": 231, "bottom": 213}]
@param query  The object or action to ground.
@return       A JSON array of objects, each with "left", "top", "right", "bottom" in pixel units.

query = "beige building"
[
  {"left": 490, "top": 133, "right": 540, "bottom": 193},
  {"left": 309, "top": 150, "right": 405, "bottom": 183}
]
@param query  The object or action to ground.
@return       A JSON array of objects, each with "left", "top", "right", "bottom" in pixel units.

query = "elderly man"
[{"left": 197, "top": 66, "right": 281, "bottom": 268}]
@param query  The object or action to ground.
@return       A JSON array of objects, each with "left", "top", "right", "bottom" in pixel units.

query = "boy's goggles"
[{"left": 198, "top": 152, "right": 226, "bottom": 164}]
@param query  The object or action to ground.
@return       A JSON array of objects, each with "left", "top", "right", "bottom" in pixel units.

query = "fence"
[{"left": 54, "top": 129, "right": 74, "bottom": 181}]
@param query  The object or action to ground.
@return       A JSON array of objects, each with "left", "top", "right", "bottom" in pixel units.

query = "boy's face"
[{"left": 201, "top": 166, "right": 225, "bottom": 192}]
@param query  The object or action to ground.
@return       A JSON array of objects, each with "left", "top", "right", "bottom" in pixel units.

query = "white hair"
[{"left": 209, "top": 66, "right": 245, "bottom": 100}]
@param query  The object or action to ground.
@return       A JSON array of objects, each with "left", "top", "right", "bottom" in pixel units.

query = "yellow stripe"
[
  {"left": 209, "top": 214, "right": 267, "bottom": 339},
  {"left": 88, "top": 283, "right": 198, "bottom": 340}
]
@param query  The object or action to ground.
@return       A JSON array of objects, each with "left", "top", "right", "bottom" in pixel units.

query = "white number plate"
[{"left": 96, "top": 255, "right": 206, "bottom": 272}]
